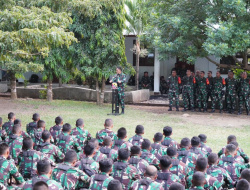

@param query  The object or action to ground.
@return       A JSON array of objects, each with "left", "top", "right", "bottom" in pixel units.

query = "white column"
[{"left": 154, "top": 49, "right": 160, "bottom": 94}]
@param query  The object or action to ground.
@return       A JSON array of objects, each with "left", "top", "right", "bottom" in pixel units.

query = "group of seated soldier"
[{"left": 0, "top": 112, "right": 249, "bottom": 190}]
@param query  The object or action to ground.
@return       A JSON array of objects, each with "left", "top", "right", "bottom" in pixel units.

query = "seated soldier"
[
  {"left": 190, "top": 136, "right": 206, "bottom": 158},
  {"left": 0, "top": 143, "right": 25, "bottom": 188},
  {"left": 70, "top": 118, "right": 91, "bottom": 150},
  {"left": 36, "top": 130, "right": 65, "bottom": 163},
  {"left": 23, "top": 160, "right": 63, "bottom": 190},
  {"left": 112, "top": 127, "right": 132, "bottom": 150},
  {"left": 100, "top": 137, "right": 118, "bottom": 162},
  {"left": 33, "top": 181, "right": 49, "bottom": 190},
  {"left": 236, "top": 179, "right": 250, "bottom": 190},
  {"left": 96, "top": 119, "right": 117, "bottom": 145},
  {"left": 229, "top": 141, "right": 245, "bottom": 165},
  {"left": 112, "top": 148, "right": 138, "bottom": 189},
  {"left": 167, "top": 147, "right": 190, "bottom": 186},
  {"left": 89, "top": 158, "right": 114, "bottom": 190},
  {"left": 140, "top": 139, "right": 159, "bottom": 167},
  {"left": 52, "top": 150, "right": 89, "bottom": 189},
  {"left": 128, "top": 125, "right": 145, "bottom": 146},
  {"left": 218, "top": 135, "right": 249, "bottom": 163},
  {"left": 49, "top": 116, "right": 63, "bottom": 143},
  {"left": 129, "top": 146, "right": 149, "bottom": 177},
  {"left": 2, "top": 112, "right": 15, "bottom": 136},
  {"left": 13, "top": 119, "right": 29, "bottom": 138},
  {"left": 186, "top": 157, "right": 222, "bottom": 189},
  {"left": 0, "top": 117, "right": 7, "bottom": 142},
  {"left": 130, "top": 165, "right": 164, "bottom": 190},
  {"left": 160, "top": 76, "right": 168, "bottom": 94},
  {"left": 107, "top": 180, "right": 123, "bottom": 190},
  {"left": 26, "top": 113, "right": 40, "bottom": 136},
  {"left": 198, "top": 134, "right": 212, "bottom": 156},
  {"left": 156, "top": 156, "right": 180, "bottom": 189},
  {"left": 207, "top": 153, "right": 233, "bottom": 188},
  {"left": 33, "top": 120, "right": 46, "bottom": 149},
  {"left": 151, "top": 132, "right": 165, "bottom": 159},
  {"left": 169, "top": 182, "right": 185, "bottom": 190},
  {"left": 161, "top": 126, "right": 178, "bottom": 149},
  {"left": 240, "top": 169, "right": 250, "bottom": 183},
  {"left": 189, "top": 171, "right": 206, "bottom": 190},
  {"left": 140, "top": 71, "right": 151, "bottom": 89}
]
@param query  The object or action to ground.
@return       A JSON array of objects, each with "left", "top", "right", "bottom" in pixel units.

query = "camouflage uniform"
[
  {"left": 182, "top": 75, "right": 195, "bottom": 109},
  {"left": 151, "top": 142, "right": 165, "bottom": 160},
  {"left": 2, "top": 121, "right": 14, "bottom": 136},
  {"left": 131, "top": 177, "right": 164, "bottom": 190},
  {"left": 49, "top": 125, "right": 63, "bottom": 144},
  {"left": 161, "top": 136, "right": 178, "bottom": 149},
  {"left": 6, "top": 134, "right": 23, "bottom": 163},
  {"left": 0, "top": 129, "right": 7, "bottom": 142},
  {"left": 225, "top": 77, "right": 237, "bottom": 112},
  {"left": 96, "top": 129, "right": 117, "bottom": 145},
  {"left": 26, "top": 121, "right": 38, "bottom": 137},
  {"left": 190, "top": 147, "right": 206, "bottom": 158},
  {"left": 111, "top": 160, "right": 138, "bottom": 190},
  {"left": 99, "top": 146, "right": 118, "bottom": 162},
  {"left": 160, "top": 79, "right": 168, "bottom": 94},
  {"left": 0, "top": 183, "right": 6, "bottom": 190},
  {"left": 141, "top": 76, "right": 151, "bottom": 89},
  {"left": 207, "top": 76, "right": 213, "bottom": 103},
  {"left": 177, "top": 148, "right": 198, "bottom": 171},
  {"left": 76, "top": 156, "right": 99, "bottom": 174},
  {"left": 70, "top": 127, "right": 91, "bottom": 149},
  {"left": 79, "top": 150, "right": 107, "bottom": 163},
  {"left": 32, "top": 128, "right": 44, "bottom": 149},
  {"left": 128, "top": 155, "right": 149, "bottom": 176},
  {"left": 112, "top": 73, "right": 126, "bottom": 109},
  {"left": 156, "top": 171, "right": 180, "bottom": 189},
  {"left": 194, "top": 76, "right": 200, "bottom": 108},
  {"left": 128, "top": 135, "right": 144, "bottom": 146},
  {"left": 200, "top": 142, "right": 212, "bottom": 156},
  {"left": 140, "top": 149, "right": 159, "bottom": 167},
  {"left": 112, "top": 138, "right": 133, "bottom": 151},
  {"left": 89, "top": 172, "right": 114, "bottom": 190},
  {"left": 238, "top": 78, "right": 250, "bottom": 112},
  {"left": 23, "top": 174, "right": 63, "bottom": 190},
  {"left": 218, "top": 146, "right": 249, "bottom": 163},
  {"left": 189, "top": 186, "right": 205, "bottom": 190},
  {"left": 167, "top": 76, "right": 180, "bottom": 108},
  {"left": 197, "top": 77, "right": 208, "bottom": 109},
  {"left": 211, "top": 77, "right": 224, "bottom": 110},
  {"left": 51, "top": 162, "right": 90, "bottom": 190}
]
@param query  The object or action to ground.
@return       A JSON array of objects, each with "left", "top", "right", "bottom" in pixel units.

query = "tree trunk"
[
  {"left": 10, "top": 73, "right": 17, "bottom": 100},
  {"left": 100, "top": 77, "right": 106, "bottom": 105},
  {"left": 135, "top": 40, "right": 140, "bottom": 90},
  {"left": 47, "top": 79, "right": 53, "bottom": 102},
  {"left": 242, "top": 50, "right": 248, "bottom": 69},
  {"left": 96, "top": 78, "right": 100, "bottom": 105},
  {"left": 59, "top": 78, "right": 62, "bottom": 87}
]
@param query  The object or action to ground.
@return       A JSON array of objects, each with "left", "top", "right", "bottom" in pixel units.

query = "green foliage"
[
  {"left": 233, "top": 64, "right": 250, "bottom": 79},
  {"left": 39, "top": 87, "right": 47, "bottom": 99}
]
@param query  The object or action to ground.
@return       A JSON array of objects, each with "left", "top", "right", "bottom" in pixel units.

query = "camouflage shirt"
[
  {"left": 32, "top": 128, "right": 44, "bottom": 148},
  {"left": 2, "top": 121, "right": 14, "bottom": 136},
  {"left": 70, "top": 127, "right": 91, "bottom": 149},
  {"left": 151, "top": 142, "right": 165, "bottom": 160},
  {"left": 131, "top": 177, "right": 164, "bottom": 190},
  {"left": 56, "top": 132, "right": 82, "bottom": 154},
  {"left": 26, "top": 121, "right": 38, "bottom": 137},
  {"left": 189, "top": 147, "right": 206, "bottom": 158},
  {"left": 129, "top": 156, "right": 149, "bottom": 176},
  {"left": 218, "top": 146, "right": 249, "bottom": 163},
  {"left": 89, "top": 172, "right": 114, "bottom": 190},
  {"left": 96, "top": 129, "right": 117, "bottom": 145},
  {"left": 0, "top": 129, "right": 7, "bottom": 142},
  {"left": 99, "top": 146, "right": 118, "bottom": 162},
  {"left": 49, "top": 125, "right": 63, "bottom": 144},
  {"left": 140, "top": 149, "right": 159, "bottom": 167},
  {"left": 76, "top": 157, "right": 99, "bottom": 174},
  {"left": 112, "top": 139, "right": 133, "bottom": 151},
  {"left": 0, "top": 183, "right": 6, "bottom": 190},
  {"left": 156, "top": 171, "right": 180, "bottom": 189},
  {"left": 161, "top": 137, "right": 178, "bottom": 149},
  {"left": 79, "top": 150, "right": 107, "bottom": 163},
  {"left": 128, "top": 135, "right": 144, "bottom": 146},
  {"left": 200, "top": 142, "right": 212, "bottom": 156},
  {"left": 6, "top": 134, "right": 23, "bottom": 163},
  {"left": 177, "top": 148, "right": 198, "bottom": 171}
]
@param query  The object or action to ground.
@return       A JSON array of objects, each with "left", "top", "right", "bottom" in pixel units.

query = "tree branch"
[
  {"left": 205, "top": 56, "right": 220, "bottom": 67},
  {"left": 7, "top": 51, "right": 42, "bottom": 56}
]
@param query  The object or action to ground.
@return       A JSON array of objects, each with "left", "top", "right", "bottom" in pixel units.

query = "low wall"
[{"left": 16, "top": 85, "right": 150, "bottom": 104}]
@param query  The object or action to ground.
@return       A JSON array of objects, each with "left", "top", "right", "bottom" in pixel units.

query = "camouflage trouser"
[
  {"left": 239, "top": 94, "right": 249, "bottom": 110},
  {"left": 226, "top": 94, "right": 236, "bottom": 111},
  {"left": 168, "top": 90, "right": 179, "bottom": 107},
  {"left": 117, "top": 88, "right": 125, "bottom": 109},
  {"left": 211, "top": 93, "right": 223, "bottom": 109},
  {"left": 198, "top": 90, "right": 207, "bottom": 109},
  {"left": 183, "top": 86, "right": 194, "bottom": 109},
  {"left": 193, "top": 88, "right": 198, "bottom": 108},
  {"left": 207, "top": 91, "right": 213, "bottom": 102}
]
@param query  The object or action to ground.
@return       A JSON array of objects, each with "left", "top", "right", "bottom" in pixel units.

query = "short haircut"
[
  {"left": 0, "top": 143, "right": 9, "bottom": 155},
  {"left": 208, "top": 153, "right": 218, "bottom": 165},
  {"left": 37, "top": 160, "right": 51, "bottom": 175},
  {"left": 167, "top": 146, "right": 177, "bottom": 157},
  {"left": 116, "top": 66, "right": 122, "bottom": 71},
  {"left": 229, "top": 141, "right": 238, "bottom": 148},
  {"left": 14, "top": 119, "right": 21, "bottom": 125},
  {"left": 62, "top": 123, "right": 71, "bottom": 132},
  {"left": 84, "top": 143, "right": 95, "bottom": 156},
  {"left": 135, "top": 125, "right": 144, "bottom": 134},
  {"left": 8, "top": 112, "right": 15, "bottom": 120},
  {"left": 107, "top": 180, "right": 123, "bottom": 190},
  {"left": 160, "top": 155, "right": 172, "bottom": 169},
  {"left": 12, "top": 124, "right": 21, "bottom": 134},
  {"left": 23, "top": 137, "right": 33, "bottom": 150},
  {"left": 181, "top": 138, "right": 191, "bottom": 148},
  {"left": 236, "top": 179, "right": 250, "bottom": 190},
  {"left": 32, "top": 113, "right": 40, "bottom": 121},
  {"left": 226, "top": 144, "right": 237, "bottom": 155},
  {"left": 118, "top": 148, "right": 130, "bottom": 160},
  {"left": 33, "top": 181, "right": 49, "bottom": 190},
  {"left": 141, "top": 139, "right": 151, "bottom": 150},
  {"left": 227, "top": 135, "right": 236, "bottom": 143},
  {"left": 191, "top": 136, "right": 200, "bottom": 147},
  {"left": 145, "top": 165, "right": 157, "bottom": 177},
  {"left": 37, "top": 120, "right": 45, "bottom": 128},
  {"left": 216, "top": 71, "right": 221, "bottom": 74},
  {"left": 208, "top": 71, "right": 212, "bottom": 74},
  {"left": 241, "top": 169, "right": 250, "bottom": 183},
  {"left": 154, "top": 132, "right": 163, "bottom": 142},
  {"left": 103, "top": 136, "right": 112, "bottom": 146},
  {"left": 76, "top": 118, "right": 84, "bottom": 127},
  {"left": 169, "top": 183, "right": 185, "bottom": 190},
  {"left": 0, "top": 117, "right": 2, "bottom": 125},
  {"left": 163, "top": 126, "right": 172, "bottom": 136},
  {"left": 55, "top": 116, "right": 63, "bottom": 125},
  {"left": 192, "top": 171, "right": 205, "bottom": 187},
  {"left": 89, "top": 138, "right": 99, "bottom": 148},
  {"left": 201, "top": 71, "right": 205, "bottom": 74},
  {"left": 99, "top": 158, "right": 113, "bottom": 173},
  {"left": 117, "top": 127, "right": 127, "bottom": 139},
  {"left": 130, "top": 146, "right": 141, "bottom": 155},
  {"left": 104, "top": 119, "right": 113, "bottom": 128},
  {"left": 228, "top": 70, "right": 234, "bottom": 74},
  {"left": 198, "top": 134, "right": 207, "bottom": 142},
  {"left": 64, "top": 150, "right": 77, "bottom": 163},
  {"left": 196, "top": 157, "right": 208, "bottom": 171},
  {"left": 42, "top": 130, "right": 51, "bottom": 141}
]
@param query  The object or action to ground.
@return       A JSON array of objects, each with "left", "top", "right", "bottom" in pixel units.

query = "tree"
[{"left": 146, "top": 0, "right": 250, "bottom": 70}]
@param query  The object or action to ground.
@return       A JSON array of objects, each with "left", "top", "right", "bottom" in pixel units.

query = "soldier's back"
[
  {"left": 131, "top": 177, "right": 164, "bottom": 190},
  {"left": 156, "top": 171, "right": 180, "bottom": 189},
  {"left": 49, "top": 125, "right": 62, "bottom": 143},
  {"left": 96, "top": 129, "right": 117, "bottom": 145},
  {"left": 89, "top": 173, "right": 114, "bottom": 190},
  {"left": 128, "top": 135, "right": 144, "bottom": 146},
  {"left": 129, "top": 156, "right": 149, "bottom": 176}
]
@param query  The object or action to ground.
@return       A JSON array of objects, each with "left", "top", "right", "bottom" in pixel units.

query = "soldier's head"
[
  {"left": 116, "top": 66, "right": 122, "bottom": 74},
  {"left": 159, "top": 155, "right": 172, "bottom": 170},
  {"left": 104, "top": 119, "right": 113, "bottom": 129},
  {"left": 167, "top": 146, "right": 177, "bottom": 158},
  {"left": 169, "top": 183, "right": 185, "bottom": 190},
  {"left": 216, "top": 71, "right": 221, "bottom": 78},
  {"left": 42, "top": 130, "right": 51, "bottom": 142},
  {"left": 228, "top": 71, "right": 234, "bottom": 79},
  {"left": 33, "top": 181, "right": 49, "bottom": 190},
  {"left": 195, "top": 70, "right": 200, "bottom": 77},
  {"left": 198, "top": 134, "right": 207, "bottom": 143},
  {"left": 64, "top": 150, "right": 78, "bottom": 165},
  {"left": 0, "top": 117, "right": 2, "bottom": 127},
  {"left": 32, "top": 113, "right": 40, "bottom": 122},
  {"left": 103, "top": 136, "right": 112, "bottom": 148},
  {"left": 55, "top": 116, "right": 63, "bottom": 125},
  {"left": 236, "top": 179, "right": 250, "bottom": 190},
  {"left": 172, "top": 69, "right": 177, "bottom": 77},
  {"left": 227, "top": 135, "right": 236, "bottom": 144},
  {"left": 163, "top": 126, "right": 172, "bottom": 137},
  {"left": 141, "top": 139, "right": 151, "bottom": 151},
  {"left": 84, "top": 142, "right": 96, "bottom": 157},
  {"left": 12, "top": 124, "right": 22, "bottom": 136},
  {"left": 130, "top": 146, "right": 141, "bottom": 156},
  {"left": 118, "top": 148, "right": 130, "bottom": 161},
  {"left": 89, "top": 138, "right": 100, "bottom": 150},
  {"left": 144, "top": 165, "right": 158, "bottom": 180},
  {"left": 107, "top": 180, "right": 123, "bottom": 190},
  {"left": 208, "top": 153, "right": 218, "bottom": 165},
  {"left": 192, "top": 171, "right": 206, "bottom": 187},
  {"left": 153, "top": 132, "right": 163, "bottom": 143},
  {"left": 200, "top": 71, "right": 205, "bottom": 78},
  {"left": 180, "top": 138, "right": 191, "bottom": 149},
  {"left": 186, "top": 69, "right": 191, "bottom": 76},
  {"left": 62, "top": 123, "right": 72, "bottom": 134},
  {"left": 14, "top": 119, "right": 21, "bottom": 126},
  {"left": 23, "top": 137, "right": 34, "bottom": 150},
  {"left": 195, "top": 157, "right": 208, "bottom": 172},
  {"left": 8, "top": 112, "right": 15, "bottom": 121},
  {"left": 37, "top": 160, "right": 52, "bottom": 177},
  {"left": 229, "top": 141, "right": 239, "bottom": 151},
  {"left": 99, "top": 158, "right": 113, "bottom": 174},
  {"left": 207, "top": 71, "right": 212, "bottom": 78},
  {"left": 144, "top": 72, "right": 148, "bottom": 77},
  {"left": 225, "top": 144, "right": 237, "bottom": 156},
  {"left": 191, "top": 136, "right": 201, "bottom": 148},
  {"left": 76, "top": 118, "right": 84, "bottom": 128},
  {"left": 242, "top": 72, "right": 248, "bottom": 79},
  {"left": 117, "top": 127, "right": 127, "bottom": 140},
  {"left": 0, "top": 143, "right": 9, "bottom": 158},
  {"left": 241, "top": 169, "right": 250, "bottom": 183},
  {"left": 37, "top": 120, "right": 46, "bottom": 130},
  {"left": 135, "top": 125, "right": 144, "bottom": 135}
]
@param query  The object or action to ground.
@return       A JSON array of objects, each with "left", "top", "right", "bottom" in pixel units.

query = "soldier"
[
  {"left": 51, "top": 150, "right": 89, "bottom": 189},
  {"left": 238, "top": 72, "right": 250, "bottom": 115},
  {"left": 151, "top": 132, "right": 164, "bottom": 159},
  {"left": 33, "top": 120, "right": 46, "bottom": 149},
  {"left": 225, "top": 71, "right": 238, "bottom": 114},
  {"left": 161, "top": 126, "right": 178, "bottom": 149},
  {"left": 112, "top": 127, "right": 133, "bottom": 150},
  {"left": 2, "top": 112, "right": 15, "bottom": 136},
  {"left": 0, "top": 143, "right": 25, "bottom": 188},
  {"left": 182, "top": 69, "right": 195, "bottom": 112},
  {"left": 13, "top": 119, "right": 30, "bottom": 138},
  {"left": 86, "top": 138, "right": 107, "bottom": 162},
  {"left": 107, "top": 180, "right": 123, "bottom": 190},
  {"left": 71, "top": 118, "right": 91, "bottom": 149},
  {"left": 156, "top": 156, "right": 181, "bottom": 189},
  {"left": 197, "top": 71, "right": 209, "bottom": 112},
  {"left": 109, "top": 66, "right": 126, "bottom": 114},
  {"left": 0, "top": 117, "right": 7, "bottom": 142},
  {"left": 229, "top": 141, "right": 245, "bottom": 165},
  {"left": 140, "top": 139, "right": 159, "bottom": 167},
  {"left": 96, "top": 119, "right": 117, "bottom": 145},
  {"left": 169, "top": 183, "right": 185, "bottom": 190},
  {"left": 129, "top": 146, "right": 149, "bottom": 177},
  {"left": 23, "top": 160, "right": 63, "bottom": 190},
  {"left": 26, "top": 113, "right": 40, "bottom": 137},
  {"left": 160, "top": 76, "right": 168, "bottom": 94},
  {"left": 100, "top": 137, "right": 118, "bottom": 162},
  {"left": 36, "top": 130, "right": 65, "bottom": 163},
  {"left": 190, "top": 136, "right": 206, "bottom": 158},
  {"left": 140, "top": 71, "right": 151, "bottom": 89},
  {"left": 128, "top": 125, "right": 144, "bottom": 146},
  {"left": 236, "top": 179, "right": 249, "bottom": 190},
  {"left": 112, "top": 148, "right": 138, "bottom": 189},
  {"left": 167, "top": 70, "right": 181, "bottom": 111},
  {"left": 33, "top": 181, "right": 49, "bottom": 190},
  {"left": 240, "top": 169, "right": 250, "bottom": 183},
  {"left": 89, "top": 159, "right": 114, "bottom": 190},
  {"left": 198, "top": 134, "right": 212, "bottom": 156},
  {"left": 189, "top": 172, "right": 206, "bottom": 190},
  {"left": 130, "top": 165, "right": 164, "bottom": 190},
  {"left": 207, "top": 71, "right": 213, "bottom": 105},
  {"left": 194, "top": 71, "right": 201, "bottom": 109},
  {"left": 49, "top": 116, "right": 63, "bottom": 143},
  {"left": 211, "top": 71, "right": 225, "bottom": 113}
]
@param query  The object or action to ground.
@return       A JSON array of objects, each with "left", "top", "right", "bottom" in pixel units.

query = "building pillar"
[{"left": 154, "top": 49, "right": 160, "bottom": 94}]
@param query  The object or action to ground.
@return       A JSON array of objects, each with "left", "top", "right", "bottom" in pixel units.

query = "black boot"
[
  {"left": 191, "top": 108, "right": 195, "bottom": 112},
  {"left": 210, "top": 109, "right": 215, "bottom": 113},
  {"left": 238, "top": 108, "right": 242, "bottom": 115},
  {"left": 247, "top": 109, "right": 250, "bottom": 116},
  {"left": 231, "top": 110, "right": 235, "bottom": 114},
  {"left": 227, "top": 109, "right": 231, "bottom": 114},
  {"left": 121, "top": 108, "right": 124, "bottom": 114},
  {"left": 198, "top": 108, "right": 202, "bottom": 112},
  {"left": 203, "top": 108, "right": 207, "bottom": 112},
  {"left": 219, "top": 109, "right": 223, "bottom": 114},
  {"left": 182, "top": 108, "right": 187, "bottom": 112},
  {"left": 168, "top": 107, "right": 172, "bottom": 111},
  {"left": 176, "top": 107, "right": 179, "bottom": 111}
]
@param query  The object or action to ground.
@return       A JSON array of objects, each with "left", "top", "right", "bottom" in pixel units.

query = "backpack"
[
  {"left": 151, "top": 143, "right": 161, "bottom": 151},
  {"left": 137, "top": 178, "right": 153, "bottom": 190},
  {"left": 34, "top": 129, "right": 43, "bottom": 146},
  {"left": 171, "top": 159, "right": 180, "bottom": 176},
  {"left": 141, "top": 151, "right": 150, "bottom": 161},
  {"left": 57, "top": 134, "right": 71, "bottom": 154},
  {"left": 190, "top": 147, "right": 201, "bottom": 155},
  {"left": 132, "top": 136, "right": 143, "bottom": 146},
  {"left": 80, "top": 158, "right": 95, "bottom": 177},
  {"left": 50, "top": 125, "right": 62, "bottom": 142},
  {"left": 161, "top": 139, "right": 171, "bottom": 147},
  {"left": 99, "top": 147, "right": 111, "bottom": 158},
  {"left": 56, "top": 164, "right": 74, "bottom": 189},
  {"left": 177, "top": 150, "right": 189, "bottom": 163},
  {"left": 113, "top": 162, "right": 128, "bottom": 184},
  {"left": 222, "top": 156, "right": 235, "bottom": 180},
  {"left": 157, "top": 172, "right": 170, "bottom": 190},
  {"left": 90, "top": 174, "right": 108, "bottom": 190},
  {"left": 20, "top": 150, "right": 35, "bottom": 179},
  {"left": 2, "top": 122, "right": 13, "bottom": 135},
  {"left": 26, "top": 122, "right": 37, "bottom": 135},
  {"left": 113, "top": 140, "right": 124, "bottom": 150},
  {"left": 129, "top": 157, "right": 140, "bottom": 167},
  {"left": 36, "top": 142, "right": 50, "bottom": 151},
  {"left": 8, "top": 134, "right": 18, "bottom": 160},
  {"left": 31, "top": 177, "right": 50, "bottom": 187}
]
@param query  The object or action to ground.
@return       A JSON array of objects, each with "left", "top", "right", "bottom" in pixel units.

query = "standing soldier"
[
  {"left": 193, "top": 71, "right": 200, "bottom": 109},
  {"left": 225, "top": 71, "right": 238, "bottom": 114},
  {"left": 110, "top": 66, "right": 126, "bottom": 114},
  {"left": 211, "top": 71, "right": 225, "bottom": 113},
  {"left": 182, "top": 69, "right": 195, "bottom": 112},
  {"left": 238, "top": 72, "right": 250, "bottom": 115},
  {"left": 167, "top": 70, "right": 181, "bottom": 111},
  {"left": 207, "top": 71, "right": 213, "bottom": 104},
  {"left": 197, "top": 71, "right": 209, "bottom": 112}
]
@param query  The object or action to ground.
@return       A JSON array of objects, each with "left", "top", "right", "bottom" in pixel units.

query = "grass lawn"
[{"left": 0, "top": 99, "right": 249, "bottom": 155}]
